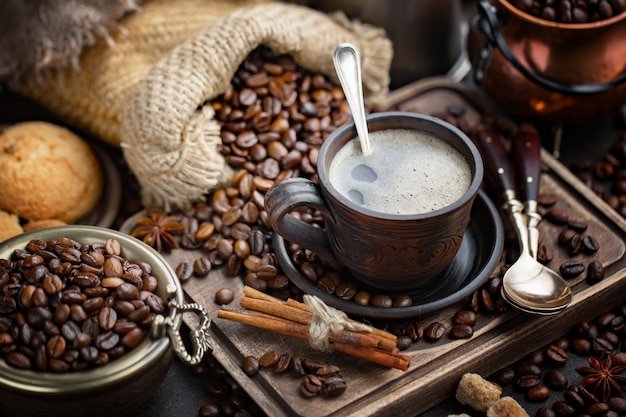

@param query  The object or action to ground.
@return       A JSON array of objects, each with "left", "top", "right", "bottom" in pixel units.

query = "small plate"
[{"left": 273, "top": 189, "right": 504, "bottom": 319}]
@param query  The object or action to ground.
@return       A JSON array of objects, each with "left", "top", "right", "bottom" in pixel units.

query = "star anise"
[
  {"left": 576, "top": 354, "right": 626, "bottom": 403},
  {"left": 130, "top": 211, "right": 184, "bottom": 253}
]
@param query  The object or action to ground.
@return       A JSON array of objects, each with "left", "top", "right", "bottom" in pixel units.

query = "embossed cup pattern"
[{"left": 265, "top": 112, "right": 483, "bottom": 291}]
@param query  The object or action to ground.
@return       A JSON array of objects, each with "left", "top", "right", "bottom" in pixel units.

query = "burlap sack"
[{"left": 10, "top": 0, "right": 392, "bottom": 210}]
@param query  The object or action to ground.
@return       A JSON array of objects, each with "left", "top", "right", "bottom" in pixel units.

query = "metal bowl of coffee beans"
[{"left": 0, "top": 225, "right": 212, "bottom": 417}]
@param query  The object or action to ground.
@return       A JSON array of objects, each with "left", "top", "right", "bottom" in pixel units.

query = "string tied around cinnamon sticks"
[
  {"left": 304, "top": 294, "right": 372, "bottom": 352},
  {"left": 218, "top": 286, "right": 410, "bottom": 371}
]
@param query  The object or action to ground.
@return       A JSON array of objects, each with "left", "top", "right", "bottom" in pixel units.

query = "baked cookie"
[
  {"left": 0, "top": 210, "right": 24, "bottom": 242},
  {"left": 22, "top": 218, "right": 67, "bottom": 232},
  {"left": 0, "top": 121, "right": 104, "bottom": 223}
]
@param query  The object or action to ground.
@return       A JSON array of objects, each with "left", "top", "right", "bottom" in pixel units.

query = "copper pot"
[{"left": 468, "top": 0, "right": 626, "bottom": 123}]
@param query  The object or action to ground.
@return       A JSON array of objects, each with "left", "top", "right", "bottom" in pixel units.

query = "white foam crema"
[{"left": 328, "top": 128, "right": 472, "bottom": 215}]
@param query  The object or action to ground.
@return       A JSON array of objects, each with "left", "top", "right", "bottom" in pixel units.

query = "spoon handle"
[
  {"left": 473, "top": 127, "right": 531, "bottom": 256},
  {"left": 512, "top": 124, "right": 543, "bottom": 258},
  {"left": 333, "top": 43, "right": 373, "bottom": 156},
  {"left": 473, "top": 127, "right": 516, "bottom": 201},
  {"left": 512, "top": 124, "right": 542, "bottom": 205}
]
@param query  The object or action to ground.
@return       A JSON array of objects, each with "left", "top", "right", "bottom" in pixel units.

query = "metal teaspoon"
[
  {"left": 473, "top": 127, "right": 572, "bottom": 314},
  {"left": 333, "top": 43, "right": 373, "bottom": 156}
]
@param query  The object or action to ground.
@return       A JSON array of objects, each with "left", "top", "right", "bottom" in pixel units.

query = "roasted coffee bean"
[
  {"left": 215, "top": 288, "right": 235, "bottom": 305},
  {"left": 571, "top": 338, "right": 592, "bottom": 355},
  {"left": 7, "top": 351, "right": 32, "bottom": 369},
  {"left": 448, "top": 324, "right": 473, "bottom": 340},
  {"left": 300, "top": 374, "right": 323, "bottom": 397},
  {"left": 491, "top": 367, "right": 516, "bottom": 386},
  {"left": 334, "top": 282, "right": 356, "bottom": 300},
  {"left": 396, "top": 335, "right": 412, "bottom": 351},
  {"left": 538, "top": 192, "right": 558, "bottom": 206},
  {"left": 591, "top": 337, "right": 614, "bottom": 354},
  {"left": 587, "top": 260, "right": 605, "bottom": 283},
  {"left": 425, "top": 322, "right": 446, "bottom": 341},
  {"left": 193, "top": 257, "right": 212, "bottom": 278},
  {"left": 608, "top": 397, "right": 626, "bottom": 414},
  {"left": 275, "top": 353, "right": 291, "bottom": 373},
  {"left": 479, "top": 288, "right": 494, "bottom": 312},
  {"left": 537, "top": 407, "right": 557, "bottom": 417},
  {"left": 242, "top": 356, "right": 260, "bottom": 377},
  {"left": 581, "top": 236, "right": 599, "bottom": 253},
  {"left": 587, "top": 403, "right": 610, "bottom": 414},
  {"left": 558, "top": 228, "right": 578, "bottom": 246},
  {"left": 353, "top": 291, "right": 370, "bottom": 306},
  {"left": 526, "top": 385, "right": 550, "bottom": 402},
  {"left": 370, "top": 294, "right": 393, "bottom": 308},
  {"left": 544, "top": 369, "right": 568, "bottom": 390},
  {"left": 290, "top": 355, "right": 305, "bottom": 376},
  {"left": 526, "top": 350, "right": 545, "bottom": 366},
  {"left": 259, "top": 350, "right": 279, "bottom": 368},
  {"left": 454, "top": 310, "right": 477, "bottom": 326},
  {"left": 322, "top": 375, "right": 347, "bottom": 397},
  {"left": 546, "top": 208, "right": 569, "bottom": 225},
  {"left": 393, "top": 295, "right": 412, "bottom": 308},
  {"left": 515, "top": 361, "right": 542, "bottom": 376},
  {"left": 553, "top": 399, "right": 578, "bottom": 416},
  {"left": 545, "top": 344, "right": 568, "bottom": 365},
  {"left": 559, "top": 261, "right": 585, "bottom": 278},
  {"left": 516, "top": 373, "right": 540, "bottom": 390},
  {"left": 405, "top": 321, "right": 424, "bottom": 342}
]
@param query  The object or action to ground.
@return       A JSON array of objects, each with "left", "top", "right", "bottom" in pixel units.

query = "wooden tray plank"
[{"left": 173, "top": 77, "right": 626, "bottom": 416}]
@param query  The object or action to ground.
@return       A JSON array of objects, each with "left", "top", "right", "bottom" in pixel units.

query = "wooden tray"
[{"left": 168, "top": 77, "right": 626, "bottom": 417}]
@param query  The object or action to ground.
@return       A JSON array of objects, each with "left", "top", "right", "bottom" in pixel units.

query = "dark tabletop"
[{"left": 1, "top": 0, "right": 626, "bottom": 412}]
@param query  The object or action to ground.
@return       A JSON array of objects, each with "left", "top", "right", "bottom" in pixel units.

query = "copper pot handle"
[{"left": 473, "top": 1, "right": 626, "bottom": 95}]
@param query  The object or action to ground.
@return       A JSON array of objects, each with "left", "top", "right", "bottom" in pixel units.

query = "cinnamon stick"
[
  {"left": 246, "top": 286, "right": 398, "bottom": 345},
  {"left": 218, "top": 309, "right": 410, "bottom": 371}
]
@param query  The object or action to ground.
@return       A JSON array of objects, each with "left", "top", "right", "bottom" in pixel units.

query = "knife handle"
[
  {"left": 473, "top": 127, "right": 516, "bottom": 199},
  {"left": 512, "top": 123, "right": 542, "bottom": 204}
]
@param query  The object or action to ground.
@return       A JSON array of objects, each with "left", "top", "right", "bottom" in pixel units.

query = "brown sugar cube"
[
  {"left": 486, "top": 396, "right": 529, "bottom": 417},
  {"left": 0, "top": 210, "right": 23, "bottom": 242},
  {"left": 455, "top": 373, "right": 502, "bottom": 413}
]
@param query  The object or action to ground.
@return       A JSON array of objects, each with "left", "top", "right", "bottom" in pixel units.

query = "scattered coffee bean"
[
  {"left": 544, "top": 369, "right": 568, "bottom": 390},
  {"left": 215, "top": 288, "right": 235, "bottom": 305},
  {"left": 559, "top": 261, "right": 585, "bottom": 278},
  {"left": 242, "top": 356, "right": 260, "bottom": 377},
  {"left": 527, "top": 385, "right": 551, "bottom": 402},
  {"left": 425, "top": 322, "right": 446, "bottom": 341},
  {"left": 587, "top": 260, "right": 605, "bottom": 283}
]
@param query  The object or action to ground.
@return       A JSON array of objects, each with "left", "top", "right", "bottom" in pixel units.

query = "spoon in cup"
[
  {"left": 333, "top": 43, "right": 373, "bottom": 156},
  {"left": 473, "top": 126, "right": 572, "bottom": 315}
]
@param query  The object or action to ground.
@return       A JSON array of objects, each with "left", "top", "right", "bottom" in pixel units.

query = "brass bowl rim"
[{"left": 0, "top": 225, "right": 183, "bottom": 395}]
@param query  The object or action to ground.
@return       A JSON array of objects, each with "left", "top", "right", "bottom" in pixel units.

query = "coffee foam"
[{"left": 328, "top": 129, "right": 471, "bottom": 215}]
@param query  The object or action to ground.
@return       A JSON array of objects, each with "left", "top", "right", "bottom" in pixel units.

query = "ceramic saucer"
[{"left": 273, "top": 189, "right": 504, "bottom": 319}]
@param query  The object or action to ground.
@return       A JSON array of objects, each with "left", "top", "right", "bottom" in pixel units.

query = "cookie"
[
  {"left": 0, "top": 210, "right": 24, "bottom": 242},
  {"left": 22, "top": 219, "right": 67, "bottom": 232},
  {"left": 0, "top": 121, "right": 104, "bottom": 223}
]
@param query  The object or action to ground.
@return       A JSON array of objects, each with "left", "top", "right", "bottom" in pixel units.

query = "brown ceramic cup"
[{"left": 264, "top": 112, "right": 484, "bottom": 291}]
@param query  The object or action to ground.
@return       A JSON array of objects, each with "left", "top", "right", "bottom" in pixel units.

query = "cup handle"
[{"left": 265, "top": 177, "right": 341, "bottom": 270}]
